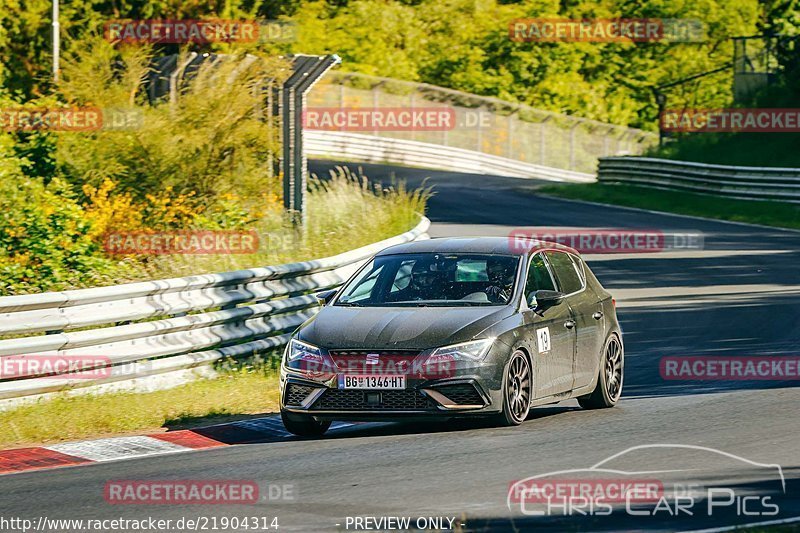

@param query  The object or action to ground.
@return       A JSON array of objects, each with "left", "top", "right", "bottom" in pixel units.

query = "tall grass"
[{"left": 125, "top": 166, "right": 431, "bottom": 281}]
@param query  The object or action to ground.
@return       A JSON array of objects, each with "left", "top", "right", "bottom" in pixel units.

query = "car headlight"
[
  {"left": 286, "top": 339, "right": 321, "bottom": 362},
  {"left": 429, "top": 338, "right": 495, "bottom": 362},
  {"left": 284, "top": 339, "right": 337, "bottom": 381}
]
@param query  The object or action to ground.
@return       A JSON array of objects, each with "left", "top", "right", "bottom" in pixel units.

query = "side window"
[
  {"left": 545, "top": 251, "right": 584, "bottom": 294},
  {"left": 525, "top": 253, "right": 556, "bottom": 300},
  {"left": 570, "top": 254, "right": 586, "bottom": 285},
  {"left": 341, "top": 263, "right": 384, "bottom": 302}
]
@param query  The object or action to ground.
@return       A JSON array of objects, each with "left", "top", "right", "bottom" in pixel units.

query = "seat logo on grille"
[{"left": 365, "top": 353, "right": 380, "bottom": 365}]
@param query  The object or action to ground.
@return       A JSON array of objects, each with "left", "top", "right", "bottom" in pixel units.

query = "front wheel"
[
  {"left": 281, "top": 409, "right": 331, "bottom": 437},
  {"left": 494, "top": 350, "right": 532, "bottom": 426},
  {"left": 578, "top": 334, "right": 623, "bottom": 409}
]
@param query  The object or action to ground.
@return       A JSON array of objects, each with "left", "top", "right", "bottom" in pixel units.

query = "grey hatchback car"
[{"left": 280, "top": 237, "right": 623, "bottom": 436}]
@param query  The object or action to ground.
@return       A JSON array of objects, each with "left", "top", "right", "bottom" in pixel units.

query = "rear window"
[{"left": 545, "top": 251, "right": 584, "bottom": 294}]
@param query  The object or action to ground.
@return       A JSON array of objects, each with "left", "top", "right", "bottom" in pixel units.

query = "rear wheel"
[
  {"left": 281, "top": 409, "right": 331, "bottom": 437},
  {"left": 578, "top": 334, "right": 623, "bottom": 409},
  {"left": 495, "top": 350, "right": 532, "bottom": 426}
]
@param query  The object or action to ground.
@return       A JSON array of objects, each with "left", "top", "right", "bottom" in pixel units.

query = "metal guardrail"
[
  {"left": 308, "top": 72, "right": 658, "bottom": 175},
  {"left": 598, "top": 157, "right": 800, "bottom": 203},
  {"left": 0, "top": 218, "right": 430, "bottom": 406},
  {"left": 305, "top": 130, "right": 596, "bottom": 183}
]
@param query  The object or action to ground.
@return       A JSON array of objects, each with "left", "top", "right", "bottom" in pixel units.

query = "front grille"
[
  {"left": 432, "top": 383, "right": 485, "bottom": 406},
  {"left": 329, "top": 350, "right": 420, "bottom": 374},
  {"left": 310, "top": 389, "right": 434, "bottom": 411},
  {"left": 285, "top": 383, "right": 317, "bottom": 406},
  {"left": 328, "top": 350, "right": 420, "bottom": 357}
]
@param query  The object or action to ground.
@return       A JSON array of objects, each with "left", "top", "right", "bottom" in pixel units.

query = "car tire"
[
  {"left": 494, "top": 349, "right": 532, "bottom": 426},
  {"left": 281, "top": 409, "right": 332, "bottom": 437},
  {"left": 578, "top": 333, "right": 623, "bottom": 409}
]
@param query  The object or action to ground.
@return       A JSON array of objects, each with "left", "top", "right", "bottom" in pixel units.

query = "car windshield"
[{"left": 336, "top": 253, "right": 519, "bottom": 307}]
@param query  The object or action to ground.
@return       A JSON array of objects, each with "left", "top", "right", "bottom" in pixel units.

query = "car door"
[
  {"left": 545, "top": 251, "right": 601, "bottom": 390},
  {"left": 522, "top": 252, "right": 576, "bottom": 398},
  {"left": 569, "top": 255, "right": 607, "bottom": 388}
]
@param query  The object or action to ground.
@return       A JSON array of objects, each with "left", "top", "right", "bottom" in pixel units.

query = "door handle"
[
  {"left": 592, "top": 311, "right": 603, "bottom": 320},
  {"left": 564, "top": 320, "right": 575, "bottom": 329}
]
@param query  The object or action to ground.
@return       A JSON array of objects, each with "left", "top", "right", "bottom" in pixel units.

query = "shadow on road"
[
  {"left": 158, "top": 406, "right": 580, "bottom": 446},
  {"left": 322, "top": 404, "right": 578, "bottom": 441}
]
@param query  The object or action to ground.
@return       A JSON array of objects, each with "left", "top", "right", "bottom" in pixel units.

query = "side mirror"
[
  {"left": 528, "top": 290, "right": 565, "bottom": 312},
  {"left": 315, "top": 289, "right": 337, "bottom": 305}
]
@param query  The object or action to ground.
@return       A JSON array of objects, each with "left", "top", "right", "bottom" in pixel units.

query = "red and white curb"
[{"left": 0, "top": 416, "right": 354, "bottom": 476}]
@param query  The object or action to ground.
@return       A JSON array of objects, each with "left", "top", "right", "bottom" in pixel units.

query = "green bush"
[{"left": 0, "top": 173, "right": 122, "bottom": 294}]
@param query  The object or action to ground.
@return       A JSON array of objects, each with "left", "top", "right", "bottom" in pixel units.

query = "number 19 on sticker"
[{"left": 536, "top": 327, "right": 551, "bottom": 353}]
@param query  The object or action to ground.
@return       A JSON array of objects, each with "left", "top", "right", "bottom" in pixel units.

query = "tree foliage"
[
  {"left": 1, "top": 0, "right": 779, "bottom": 128},
  {"left": 279, "top": 0, "right": 763, "bottom": 128}
]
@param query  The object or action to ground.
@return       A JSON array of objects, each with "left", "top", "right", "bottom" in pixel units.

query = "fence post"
[
  {"left": 569, "top": 124, "right": 578, "bottom": 171},
  {"left": 476, "top": 108, "right": 483, "bottom": 153},
  {"left": 539, "top": 121, "right": 546, "bottom": 166},
  {"left": 410, "top": 92, "right": 415, "bottom": 142},
  {"left": 507, "top": 115, "right": 513, "bottom": 159},
  {"left": 372, "top": 85, "right": 379, "bottom": 138}
]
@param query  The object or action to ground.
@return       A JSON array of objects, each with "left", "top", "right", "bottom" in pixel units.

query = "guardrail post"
[
  {"left": 281, "top": 54, "right": 341, "bottom": 225},
  {"left": 169, "top": 52, "right": 198, "bottom": 110}
]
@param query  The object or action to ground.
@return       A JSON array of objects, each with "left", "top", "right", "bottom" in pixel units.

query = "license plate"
[{"left": 338, "top": 374, "right": 406, "bottom": 390}]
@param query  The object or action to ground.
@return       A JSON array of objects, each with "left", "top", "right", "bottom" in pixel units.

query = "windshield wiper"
[{"left": 336, "top": 301, "right": 364, "bottom": 307}]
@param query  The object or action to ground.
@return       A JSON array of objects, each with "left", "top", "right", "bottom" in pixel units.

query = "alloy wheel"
[
  {"left": 604, "top": 336, "right": 623, "bottom": 402},
  {"left": 506, "top": 351, "right": 532, "bottom": 423}
]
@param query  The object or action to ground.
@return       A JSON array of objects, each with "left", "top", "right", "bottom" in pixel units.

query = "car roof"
[{"left": 376, "top": 236, "right": 579, "bottom": 257}]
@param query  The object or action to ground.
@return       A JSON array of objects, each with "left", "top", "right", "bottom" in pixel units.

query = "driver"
[
  {"left": 409, "top": 261, "right": 437, "bottom": 298},
  {"left": 484, "top": 258, "right": 514, "bottom": 303},
  {"left": 393, "top": 261, "right": 444, "bottom": 301}
]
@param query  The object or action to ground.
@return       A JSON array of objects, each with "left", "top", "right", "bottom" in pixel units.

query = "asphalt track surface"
[{"left": 1, "top": 161, "right": 799, "bottom": 532}]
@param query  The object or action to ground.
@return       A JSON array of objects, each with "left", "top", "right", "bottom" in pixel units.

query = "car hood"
[{"left": 296, "top": 305, "right": 513, "bottom": 351}]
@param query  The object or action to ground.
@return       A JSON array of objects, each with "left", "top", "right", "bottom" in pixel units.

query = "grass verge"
[
  {"left": 0, "top": 363, "right": 281, "bottom": 450},
  {"left": 536, "top": 183, "right": 800, "bottom": 230}
]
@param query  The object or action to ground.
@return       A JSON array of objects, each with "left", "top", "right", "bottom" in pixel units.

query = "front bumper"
[{"left": 280, "top": 373, "right": 501, "bottom": 419}]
